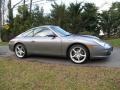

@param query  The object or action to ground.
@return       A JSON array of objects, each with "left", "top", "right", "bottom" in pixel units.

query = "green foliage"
[
  {"left": 100, "top": 2, "right": 120, "bottom": 38},
  {"left": 2, "top": 2, "right": 120, "bottom": 41},
  {"left": 67, "top": 2, "right": 82, "bottom": 33},
  {"left": 1, "top": 29, "right": 11, "bottom": 41},
  {"left": 106, "top": 38, "right": 120, "bottom": 47},
  {"left": 51, "top": 3, "right": 67, "bottom": 29},
  {"left": 80, "top": 31, "right": 95, "bottom": 35},
  {"left": 7, "top": 0, "right": 13, "bottom": 26},
  {"left": 81, "top": 3, "right": 98, "bottom": 33},
  {"left": 31, "top": 6, "right": 45, "bottom": 26},
  {"left": 18, "top": 5, "right": 29, "bottom": 21},
  {"left": 12, "top": 5, "right": 31, "bottom": 36}
]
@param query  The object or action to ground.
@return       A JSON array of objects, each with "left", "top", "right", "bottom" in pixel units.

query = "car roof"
[{"left": 35, "top": 25, "right": 57, "bottom": 29}]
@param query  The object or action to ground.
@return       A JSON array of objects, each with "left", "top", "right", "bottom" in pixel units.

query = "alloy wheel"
[
  {"left": 69, "top": 45, "right": 88, "bottom": 64},
  {"left": 15, "top": 44, "right": 26, "bottom": 58}
]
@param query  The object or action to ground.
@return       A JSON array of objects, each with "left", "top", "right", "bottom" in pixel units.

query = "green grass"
[
  {"left": 106, "top": 38, "right": 120, "bottom": 47},
  {"left": 0, "top": 57, "right": 120, "bottom": 90},
  {"left": 0, "top": 42, "right": 8, "bottom": 46}
]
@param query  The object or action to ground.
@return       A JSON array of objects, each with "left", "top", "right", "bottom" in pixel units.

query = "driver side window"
[{"left": 34, "top": 28, "right": 55, "bottom": 37}]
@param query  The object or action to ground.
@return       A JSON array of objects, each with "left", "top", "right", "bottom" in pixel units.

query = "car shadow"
[
  {"left": 19, "top": 54, "right": 109, "bottom": 65},
  {"left": 88, "top": 57, "right": 109, "bottom": 64},
  {"left": 21, "top": 54, "right": 69, "bottom": 64}
]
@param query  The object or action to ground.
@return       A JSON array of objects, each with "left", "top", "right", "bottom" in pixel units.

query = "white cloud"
[
  {"left": 11, "top": 0, "right": 120, "bottom": 13},
  {"left": 42, "top": 0, "right": 120, "bottom": 13}
]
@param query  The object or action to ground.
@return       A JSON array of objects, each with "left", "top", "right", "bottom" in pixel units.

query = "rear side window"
[
  {"left": 34, "top": 27, "right": 54, "bottom": 37},
  {"left": 17, "top": 27, "right": 54, "bottom": 37},
  {"left": 17, "top": 29, "right": 34, "bottom": 37},
  {"left": 25, "top": 30, "right": 34, "bottom": 37}
]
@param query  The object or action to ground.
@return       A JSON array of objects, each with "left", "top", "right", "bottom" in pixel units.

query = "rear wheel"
[
  {"left": 14, "top": 44, "right": 27, "bottom": 58},
  {"left": 68, "top": 44, "right": 89, "bottom": 64}
]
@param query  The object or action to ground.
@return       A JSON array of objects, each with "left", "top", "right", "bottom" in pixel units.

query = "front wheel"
[
  {"left": 14, "top": 44, "right": 27, "bottom": 58},
  {"left": 68, "top": 44, "right": 89, "bottom": 64}
]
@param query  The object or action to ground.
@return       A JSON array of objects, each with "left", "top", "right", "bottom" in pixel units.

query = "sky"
[
  {"left": 3, "top": 0, "right": 120, "bottom": 23},
  {"left": 11, "top": 0, "right": 120, "bottom": 14}
]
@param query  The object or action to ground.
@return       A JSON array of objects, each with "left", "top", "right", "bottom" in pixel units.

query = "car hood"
[
  {"left": 80, "top": 35, "right": 100, "bottom": 40},
  {"left": 66, "top": 34, "right": 99, "bottom": 41},
  {"left": 65, "top": 34, "right": 112, "bottom": 47}
]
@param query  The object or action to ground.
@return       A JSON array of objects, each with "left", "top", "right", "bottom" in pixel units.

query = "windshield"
[{"left": 50, "top": 26, "right": 71, "bottom": 37}]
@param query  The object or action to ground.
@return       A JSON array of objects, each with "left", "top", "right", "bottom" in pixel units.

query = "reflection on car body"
[{"left": 9, "top": 25, "right": 113, "bottom": 64}]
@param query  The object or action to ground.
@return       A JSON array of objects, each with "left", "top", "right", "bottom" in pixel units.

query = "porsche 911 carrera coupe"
[{"left": 9, "top": 25, "right": 113, "bottom": 64}]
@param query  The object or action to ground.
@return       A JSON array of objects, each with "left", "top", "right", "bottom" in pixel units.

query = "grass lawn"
[
  {"left": 0, "top": 42, "right": 8, "bottom": 46},
  {"left": 0, "top": 57, "right": 120, "bottom": 90},
  {"left": 106, "top": 38, "right": 120, "bottom": 47}
]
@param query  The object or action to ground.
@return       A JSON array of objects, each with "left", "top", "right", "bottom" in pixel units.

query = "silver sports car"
[{"left": 9, "top": 25, "right": 113, "bottom": 64}]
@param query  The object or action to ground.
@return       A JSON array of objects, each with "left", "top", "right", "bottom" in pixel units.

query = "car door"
[
  {"left": 18, "top": 29, "right": 35, "bottom": 54},
  {"left": 31, "top": 27, "right": 62, "bottom": 56}
]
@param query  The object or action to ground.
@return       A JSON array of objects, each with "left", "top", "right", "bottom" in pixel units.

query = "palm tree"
[
  {"left": 67, "top": 2, "right": 82, "bottom": 33},
  {"left": 100, "top": 11, "right": 112, "bottom": 38},
  {"left": 100, "top": 2, "right": 120, "bottom": 38},
  {"left": 81, "top": 3, "right": 98, "bottom": 33},
  {"left": 51, "top": 3, "right": 67, "bottom": 29}
]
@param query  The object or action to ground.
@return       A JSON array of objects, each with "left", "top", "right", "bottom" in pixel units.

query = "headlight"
[{"left": 94, "top": 39, "right": 105, "bottom": 47}]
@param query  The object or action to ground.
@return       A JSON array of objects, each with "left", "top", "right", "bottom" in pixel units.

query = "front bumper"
[
  {"left": 105, "top": 46, "right": 113, "bottom": 55},
  {"left": 9, "top": 41, "right": 14, "bottom": 52},
  {"left": 90, "top": 44, "right": 113, "bottom": 59}
]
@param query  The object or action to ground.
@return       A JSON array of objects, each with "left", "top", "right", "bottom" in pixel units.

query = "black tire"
[
  {"left": 68, "top": 44, "right": 89, "bottom": 64},
  {"left": 14, "top": 44, "right": 27, "bottom": 58}
]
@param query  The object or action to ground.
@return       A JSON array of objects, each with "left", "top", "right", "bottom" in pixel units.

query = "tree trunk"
[
  {"left": 107, "top": 29, "right": 110, "bottom": 38},
  {"left": 30, "top": 0, "right": 32, "bottom": 13},
  {"left": 8, "top": 0, "right": 13, "bottom": 26},
  {"left": 2, "top": 0, "right": 5, "bottom": 25},
  {"left": 0, "top": 0, "right": 2, "bottom": 41},
  {"left": 23, "top": 0, "right": 25, "bottom": 5}
]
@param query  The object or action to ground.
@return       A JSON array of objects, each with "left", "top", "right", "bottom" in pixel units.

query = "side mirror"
[{"left": 47, "top": 34, "right": 57, "bottom": 38}]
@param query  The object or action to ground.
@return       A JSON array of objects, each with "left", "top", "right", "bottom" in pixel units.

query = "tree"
[
  {"left": 18, "top": 5, "right": 29, "bottom": 20},
  {"left": 99, "top": 11, "right": 111, "bottom": 37},
  {"left": 81, "top": 3, "right": 98, "bottom": 34},
  {"left": 0, "top": 0, "right": 2, "bottom": 40},
  {"left": 8, "top": 0, "right": 13, "bottom": 25},
  {"left": 7, "top": 0, "right": 23, "bottom": 24},
  {"left": 100, "top": 2, "right": 120, "bottom": 38},
  {"left": 109, "top": 2, "right": 120, "bottom": 37},
  {"left": 1, "top": 0, "right": 5, "bottom": 25},
  {"left": 51, "top": 3, "right": 67, "bottom": 29},
  {"left": 12, "top": 5, "right": 45, "bottom": 36},
  {"left": 31, "top": 6, "right": 45, "bottom": 26},
  {"left": 0, "top": 0, "right": 2, "bottom": 27},
  {"left": 23, "top": 0, "right": 25, "bottom": 5},
  {"left": 29, "top": 0, "right": 32, "bottom": 13},
  {"left": 13, "top": 5, "right": 30, "bottom": 33},
  {"left": 67, "top": 2, "right": 83, "bottom": 33}
]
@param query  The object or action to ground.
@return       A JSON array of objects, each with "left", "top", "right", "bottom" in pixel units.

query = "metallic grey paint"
[{"left": 9, "top": 25, "right": 113, "bottom": 59}]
